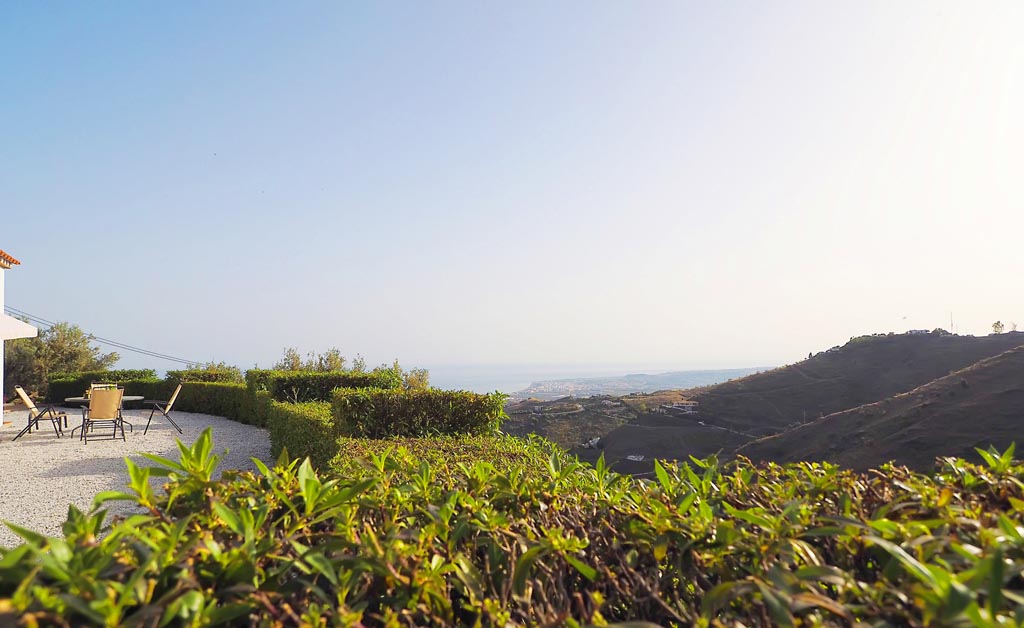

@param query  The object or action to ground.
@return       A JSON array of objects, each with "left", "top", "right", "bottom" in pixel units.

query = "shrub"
[
  {"left": 45, "top": 371, "right": 161, "bottom": 403},
  {"left": 246, "top": 369, "right": 402, "bottom": 402},
  {"left": 173, "top": 383, "right": 269, "bottom": 426},
  {"left": 328, "top": 433, "right": 564, "bottom": 481},
  {"left": 49, "top": 369, "right": 158, "bottom": 383},
  {"left": 264, "top": 401, "right": 337, "bottom": 468},
  {"left": 166, "top": 364, "right": 243, "bottom": 383},
  {"left": 332, "top": 388, "right": 506, "bottom": 438},
  {"left": 2, "top": 435, "right": 1023, "bottom": 626}
]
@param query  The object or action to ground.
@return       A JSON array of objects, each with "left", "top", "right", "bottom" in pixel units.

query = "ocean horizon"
[{"left": 426, "top": 363, "right": 765, "bottom": 395}]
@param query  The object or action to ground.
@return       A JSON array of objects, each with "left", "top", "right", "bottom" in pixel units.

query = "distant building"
[
  {"left": 1, "top": 249, "right": 39, "bottom": 425},
  {"left": 657, "top": 400, "right": 699, "bottom": 415},
  {"left": 907, "top": 329, "right": 930, "bottom": 335}
]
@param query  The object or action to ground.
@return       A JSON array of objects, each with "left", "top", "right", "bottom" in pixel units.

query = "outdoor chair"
[
  {"left": 143, "top": 383, "right": 183, "bottom": 435},
  {"left": 11, "top": 385, "right": 67, "bottom": 441},
  {"left": 74, "top": 387, "right": 130, "bottom": 443}
]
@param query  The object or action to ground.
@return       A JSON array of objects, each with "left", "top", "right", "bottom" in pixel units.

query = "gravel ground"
[{"left": 0, "top": 407, "right": 271, "bottom": 547}]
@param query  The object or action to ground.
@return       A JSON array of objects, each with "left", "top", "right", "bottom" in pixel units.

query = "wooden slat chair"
[
  {"left": 75, "top": 387, "right": 127, "bottom": 443},
  {"left": 12, "top": 385, "right": 67, "bottom": 441},
  {"left": 143, "top": 383, "right": 183, "bottom": 435}
]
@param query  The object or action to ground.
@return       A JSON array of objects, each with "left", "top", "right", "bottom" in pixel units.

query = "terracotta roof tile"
[{"left": 0, "top": 249, "right": 21, "bottom": 267}]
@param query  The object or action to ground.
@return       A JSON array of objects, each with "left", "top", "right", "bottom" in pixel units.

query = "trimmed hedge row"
[
  {"left": 172, "top": 383, "right": 269, "bottom": 427},
  {"left": 46, "top": 378, "right": 270, "bottom": 427},
  {"left": 165, "top": 367, "right": 243, "bottom": 383},
  {"left": 332, "top": 388, "right": 506, "bottom": 438},
  {"left": 46, "top": 370, "right": 159, "bottom": 402},
  {"left": 264, "top": 401, "right": 337, "bottom": 468},
  {"left": 328, "top": 433, "right": 562, "bottom": 480},
  {"left": 49, "top": 369, "right": 157, "bottom": 383},
  {"left": 246, "top": 369, "right": 403, "bottom": 402},
  {"left": 46, "top": 377, "right": 161, "bottom": 404}
]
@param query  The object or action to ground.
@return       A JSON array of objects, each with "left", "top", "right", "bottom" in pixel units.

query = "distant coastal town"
[{"left": 510, "top": 367, "right": 766, "bottom": 401}]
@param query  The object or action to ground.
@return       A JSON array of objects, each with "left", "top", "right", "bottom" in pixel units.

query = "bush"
[
  {"left": 328, "top": 433, "right": 564, "bottom": 481},
  {"left": 173, "top": 383, "right": 269, "bottom": 427},
  {"left": 264, "top": 401, "right": 337, "bottom": 468},
  {"left": 45, "top": 377, "right": 269, "bottom": 427},
  {"left": 165, "top": 365, "right": 243, "bottom": 384},
  {"left": 246, "top": 369, "right": 402, "bottom": 403},
  {"left": 45, "top": 371, "right": 161, "bottom": 403},
  {"left": 332, "top": 388, "right": 506, "bottom": 438},
  {"left": 49, "top": 369, "right": 157, "bottom": 383},
  {"left": 2, "top": 434, "right": 1023, "bottom": 626}
]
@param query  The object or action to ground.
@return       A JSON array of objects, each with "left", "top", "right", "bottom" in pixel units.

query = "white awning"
[{"left": 0, "top": 313, "right": 37, "bottom": 340}]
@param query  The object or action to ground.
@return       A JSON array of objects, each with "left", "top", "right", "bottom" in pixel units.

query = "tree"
[
  {"left": 4, "top": 321, "right": 119, "bottom": 398},
  {"left": 273, "top": 347, "right": 347, "bottom": 372},
  {"left": 374, "top": 359, "right": 430, "bottom": 390},
  {"left": 351, "top": 353, "right": 367, "bottom": 373},
  {"left": 993, "top": 321, "right": 1005, "bottom": 334},
  {"left": 1011, "top": 321, "right": 1019, "bottom": 332},
  {"left": 273, "top": 347, "right": 303, "bottom": 371}
]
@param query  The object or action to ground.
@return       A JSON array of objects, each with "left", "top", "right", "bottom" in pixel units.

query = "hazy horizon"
[{"left": 3, "top": 2, "right": 1022, "bottom": 374}]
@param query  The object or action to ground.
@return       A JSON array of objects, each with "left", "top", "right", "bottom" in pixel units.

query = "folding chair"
[
  {"left": 12, "top": 385, "right": 67, "bottom": 441},
  {"left": 143, "top": 383, "right": 183, "bottom": 435},
  {"left": 74, "top": 387, "right": 128, "bottom": 443}
]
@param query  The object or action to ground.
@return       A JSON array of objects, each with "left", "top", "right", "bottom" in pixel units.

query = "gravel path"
[{"left": 0, "top": 407, "right": 271, "bottom": 548}]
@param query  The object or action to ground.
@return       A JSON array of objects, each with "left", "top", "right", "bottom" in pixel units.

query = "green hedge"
[
  {"left": 172, "top": 383, "right": 269, "bottom": 426},
  {"left": 46, "top": 376, "right": 164, "bottom": 403},
  {"left": 332, "top": 388, "right": 506, "bottom": 438},
  {"left": 246, "top": 369, "right": 402, "bottom": 402},
  {"left": 46, "top": 378, "right": 270, "bottom": 427},
  {"left": 46, "top": 369, "right": 160, "bottom": 402},
  {"left": 3, "top": 433, "right": 1023, "bottom": 626},
  {"left": 49, "top": 369, "right": 158, "bottom": 383},
  {"left": 165, "top": 367, "right": 243, "bottom": 384},
  {"left": 328, "top": 433, "right": 562, "bottom": 479},
  {"left": 265, "top": 401, "right": 337, "bottom": 468}
]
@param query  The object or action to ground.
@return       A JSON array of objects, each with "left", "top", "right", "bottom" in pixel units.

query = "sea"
[{"left": 426, "top": 364, "right": 765, "bottom": 396}]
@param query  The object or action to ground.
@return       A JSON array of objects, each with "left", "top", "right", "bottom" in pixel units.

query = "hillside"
[
  {"left": 684, "top": 331, "right": 1024, "bottom": 435},
  {"left": 502, "top": 390, "right": 690, "bottom": 448},
  {"left": 736, "top": 343, "right": 1024, "bottom": 470},
  {"left": 586, "top": 331, "right": 1024, "bottom": 472}
]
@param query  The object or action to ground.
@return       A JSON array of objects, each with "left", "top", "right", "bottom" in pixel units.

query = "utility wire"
[
  {"left": 5, "top": 306, "right": 197, "bottom": 365},
  {"left": 3, "top": 305, "right": 200, "bottom": 365},
  {"left": 4, "top": 306, "right": 196, "bottom": 364}
]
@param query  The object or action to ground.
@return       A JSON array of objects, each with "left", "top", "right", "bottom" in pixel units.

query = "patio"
[{"left": 0, "top": 406, "right": 270, "bottom": 547}]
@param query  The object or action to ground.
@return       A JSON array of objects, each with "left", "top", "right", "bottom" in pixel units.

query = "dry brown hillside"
[
  {"left": 735, "top": 344, "right": 1024, "bottom": 470},
  {"left": 684, "top": 331, "right": 1024, "bottom": 436},
  {"left": 584, "top": 332, "right": 1024, "bottom": 473}
]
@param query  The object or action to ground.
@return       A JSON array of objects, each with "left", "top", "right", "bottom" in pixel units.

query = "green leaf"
[
  {"left": 867, "top": 536, "right": 938, "bottom": 590},
  {"left": 564, "top": 554, "right": 597, "bottom": 581},
  {"left": 212, "top": 502, "right": 243, "bottom": 536},
  {"left": 513, "top": 546, "right": 546, "bottom": 597},
  {"left": 702, "top": 580, "right": 756, "bottom": 615}
]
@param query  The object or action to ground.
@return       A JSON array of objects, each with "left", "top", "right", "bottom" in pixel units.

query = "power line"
[
  {"left": 3, "top": 305, "right": 201, "bottom": 365},
  {"left": 5, "top": 306, "right": 197, "bottom": 365},
  {"left": 5, "top": 306, "right": 196, "bottom": 364}
]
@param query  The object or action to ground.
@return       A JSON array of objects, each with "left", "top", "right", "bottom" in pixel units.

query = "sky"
[{"left": 2, "top": 2, "right": 1022, "bottom": 377}]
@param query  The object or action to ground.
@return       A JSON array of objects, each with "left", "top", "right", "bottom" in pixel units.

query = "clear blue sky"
[{"left": 2, "top": 2, "right": 1022, "bottom": 374}]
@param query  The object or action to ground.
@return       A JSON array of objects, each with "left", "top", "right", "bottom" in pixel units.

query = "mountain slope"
[
  {"left": 587, "top": 332, "right": 1024, "bottom": 471},
  {"left": 736, "top": 344, "right": 1024, "bottom": 470},
  {"left": 685, "top": 332, "right": 1024, "bottom": 436}
]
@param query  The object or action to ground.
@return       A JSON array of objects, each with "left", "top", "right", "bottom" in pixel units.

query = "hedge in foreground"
[
  {"left": 332, "top": 388, "right": 506, "bottom": 438},
  {"left": 2, "top": 432, "right": 1022, "bottom": 626}
]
